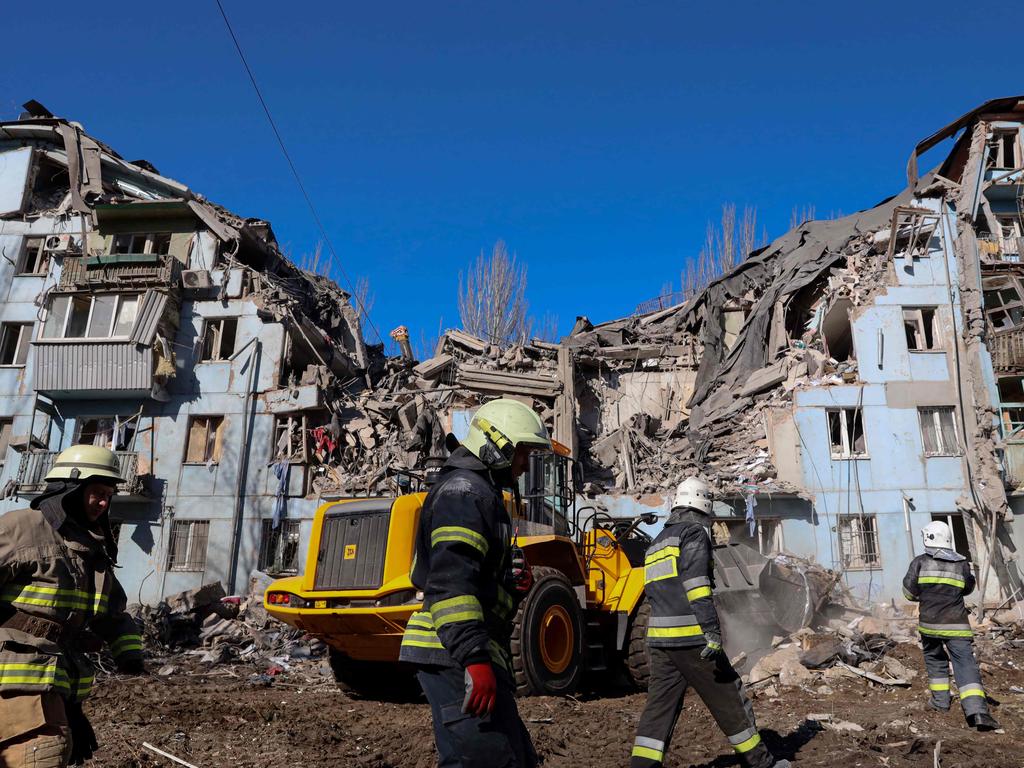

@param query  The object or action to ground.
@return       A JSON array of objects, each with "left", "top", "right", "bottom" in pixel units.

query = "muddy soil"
[{"left": 85, "top": 643, "right": 1023, "bottom": 767}]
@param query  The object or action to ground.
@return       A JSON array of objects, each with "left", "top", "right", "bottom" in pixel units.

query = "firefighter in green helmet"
[{"left": 0, "top": 445, "right": 146, "bottom": 767}]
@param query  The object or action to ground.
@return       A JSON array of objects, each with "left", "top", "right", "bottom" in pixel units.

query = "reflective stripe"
[
  {"left": 917, "top": 576, "right": 965, "bottom": 588},
  {"left": 902, "top": 588, "right": 917, "bottom": 601},
  {"left": 487, "top": 640, "right": 510, "bottom": 672},
  {"left": 648, "top": 625, "right": 703, "bottom": 639},
  {"left": 648, "top": 614, "right": 698, "bottom": 627},
  {"left": 682, "top": 576, "right": 710, "bottom": 591},
  {"left": 644, "top": 545, "right": 679, "bottom": 565},
  {"left": 73, "top": 676, "right": 94, "bottom": 701},
  {"left": 728, "top": 727, "right": 758, "bottom": 746},
  {"left": 686, "top": 586, "right": 712, "bottom": 601},
  {"left": 919, "top": 623, "right": 972, "bottom": 638},
  {"left": 631, "top": 746, "right": 663, "bottom": 761},
  {"left": 1, "top": 584, "right": 108, "bottom": 613},
  {"left": 402, "top": 629, "right": 445, "bottom": 649},
  {"left": 732, "top": 732, "right": 762, "bottom": 754},
  {"left": 495, "top": 586, "right": 514, "bottom": 620},
  {"left": 430, "top": 595, "right": 484, "bottom": 628},
  {"left": 959, "top": 685, "right": 985, "bottom": 700},
  {"left": 644, "top": 557, "right": 677, "bottom": 584},
  {"left": 111, "top": 633, "right": 143, "bottom": 657},
  {"left": 431, "top": 526, "right": 488, "bottom": 556},
  {"left": 0, "top": 662, "right": 69, "bottom": 692},
  {"left": 929, "top": 678, "right": 950, "bottom": 691},
  {"left": 634, "top": 736, "right": 664, "bottom": 752},
  {"left": 646, "top": 537, "right": 680, "bottom": 556}
]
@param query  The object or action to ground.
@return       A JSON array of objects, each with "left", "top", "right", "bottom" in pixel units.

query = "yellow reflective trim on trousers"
[
  {"left": 918, "top": 576, "right": 965, "bottom": 588},
  {"left": 929, "top": 682, "right": 950, "bottom": 691},
  {"left": 631, "top": 745, "right": 663, "bottom": 761},
  {"left": 647, "top": 625, "right": 703, "bottom": 639},
  {"left": 111, "top": 634, "right": 143, "bottom": 656},
  {"left": 918, "top": 626, "right": 973, "bottom": 638},
  {"left": 686, "top": 586, "right": 712, "bottom": 601},
  {"left": 959, "top": 686, "right": 985, "bottom": 700},
  {"left": 431, "top": 526, "right": 488, "bottom": 555},
  {"left": 733, "top": 732, "right": 762, "bottom": 754}
]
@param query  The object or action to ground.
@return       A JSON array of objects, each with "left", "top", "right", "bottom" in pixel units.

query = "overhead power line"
[{"left": 214, "top": 0, "right": 384, "bottom": 346}]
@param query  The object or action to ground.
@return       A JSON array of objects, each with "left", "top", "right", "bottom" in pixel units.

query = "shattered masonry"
[{"left": 0, "top": 97, "right": 1023, "bottom": 608}]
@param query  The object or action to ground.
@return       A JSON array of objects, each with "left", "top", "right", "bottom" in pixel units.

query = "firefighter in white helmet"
[
  {"left": 0, "top": 445, "right": 145, "bottom": 767},
  {"left": 399, "top": 398, "right": 550, "bottom": 767},
  {"left": 903, "top": 521, "right": 998, "bottom": 730},
  {"left": 630, "top": 477, "right": 789, "bottom": 768}
]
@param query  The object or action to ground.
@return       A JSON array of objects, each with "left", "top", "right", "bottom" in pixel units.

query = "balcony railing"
[
  {"left": 990, "top": 327, "right": 1024, "bottom": 371},
  {"left": 15, "top": 450, "right": 145, "bottom": 496},
  {"left": 978, "top": 235, "right": 1024, "bottom": 264},
  {"left": 58, "top": 253, "right": 180, "bottom": 290}
]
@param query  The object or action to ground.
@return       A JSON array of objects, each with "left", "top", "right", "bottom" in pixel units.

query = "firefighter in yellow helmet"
[
  {"left": 399, "top": 398, "right": 551, "bottom": 767},
  {"left": 0, "top": 445, "right": 145, "bottom": 767}
]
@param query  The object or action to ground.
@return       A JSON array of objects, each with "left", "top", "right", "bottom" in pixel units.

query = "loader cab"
[{"left": 519, "top": 450, "right": 575, "bottom": 536}]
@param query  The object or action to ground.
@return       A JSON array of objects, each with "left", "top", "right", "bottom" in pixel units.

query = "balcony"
[
  {"left": 978, "top": 235, "right": 1024, "bottom": 264},
  {"left": 33, "top": 341, "right": 154, "bottom": 397},
  {"left": 58, "top": 252, "right": 180, "bottom": 290},
  {"left": 15, "top": 450, "right": 145, "bottom": 497},
  {"left": 989, "top": 327, "right": 1024, "bottom": 371}
]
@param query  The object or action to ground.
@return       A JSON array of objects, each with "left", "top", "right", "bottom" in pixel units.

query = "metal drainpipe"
[{"left": 227, "top": 338, "right": 261, "bottom": 594}]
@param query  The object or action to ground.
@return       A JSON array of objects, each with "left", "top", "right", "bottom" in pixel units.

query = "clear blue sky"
[{"left": 3, "top": 2, "right": 1021, "bottom": 352}]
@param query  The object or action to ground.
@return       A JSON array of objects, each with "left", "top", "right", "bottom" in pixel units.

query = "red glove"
[
  {"left": 511, "top": 546, "right": 532, "bottom": 593},
  {"left": 463, "top": 662, "right": 497, "bottom": 716}
]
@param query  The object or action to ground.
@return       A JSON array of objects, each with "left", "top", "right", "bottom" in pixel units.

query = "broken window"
[
  {"left": 273, "top": 414, "right": 307, "bottom": 462},
  {"left": 258, "top": 519, "right": 301, "bottom": 575},
  {"left": 887, "top": 207, "right": 940, "bottom": 264},
  {"left": 827, "top": 408, "right": 866, "bottom": 459},
  {"left": 74, "top": 416, "right": 136, "bottom": 452},
  {"left": 110, "top": 232, "right": 172, "bottom": 256},
  {"left": 1001, "top": 407, "right": 1024, "bottom": 439},
  {"left": 200, "top": 317, "right": 238, "bottom": 362},
  {"left": 986, "top": 129, "right": 1022, "bottom": 170},
  {"left": 721, "top": 518, "right": 783, "bottom": 555},
  {"left": 982, "top": 277, "right": 1024, "bottom": 331},
  {"left": 822, "top": 298, "right": 854, "bottom": 361},
  {"left": 998, "top": 376, "right": 1024, "bottom": 403},
  {"left": 0, "top": 418, "right": 12, "bottom": 468},
  {"left": 16, "top": 237, "right": 50, "bottom": 275},
  {"left": 930, "top": 513, "right": 973, "bottom": 562},
  {"left": 0, "top": 323, "right": 32, "bottom": 366},
  {"left": 903, "top": 307, "right": 940, "bottom": 351},
  {"left": 167, "top": 520, "right": 210, "bottom": 572},
  {"left": 919, "top": 406, "right": 960, "bottom": 456},
  {"left": 838, "top": 515, "right": 881, "bottom": 570},
  {"left": 184, "top": 416, "right": 224, "bottom": 464},
  {"left": 41, "top": 294, "right": 140, "bottom": 339}
]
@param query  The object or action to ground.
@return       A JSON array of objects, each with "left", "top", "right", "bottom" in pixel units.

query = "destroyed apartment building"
[{"left": 1, "top": 97, "right": 1023, "bottom": 612}]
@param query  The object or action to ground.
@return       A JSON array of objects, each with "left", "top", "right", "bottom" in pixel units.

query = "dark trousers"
[
  {"left": 631, "top": 646, "right": 774, "bottom": 768},
  {"left": 416, "top": 665, "right": 537, "bottom": 768},
  {"left": 921, "top": 636, "right": 989, "bottom": 718}
]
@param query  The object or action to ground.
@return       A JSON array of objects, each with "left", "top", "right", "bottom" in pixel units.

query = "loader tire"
[
  {"left": 511, "top": 567, "right": 583, "bottom": 697},
  {"left": 625, "top": 600, "right": 650, "bottom": 691},
  {"left": 328, "top": 648, "right": 416, "bottom": 701}
]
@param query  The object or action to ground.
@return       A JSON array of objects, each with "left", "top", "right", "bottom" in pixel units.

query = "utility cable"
[{"left": 213, "top": 0, "right": 385, "bottom": 347}]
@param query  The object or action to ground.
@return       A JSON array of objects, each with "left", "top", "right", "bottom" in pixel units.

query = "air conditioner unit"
[
  {"left": 44, "top": 234, "right": 73, "bottom": 253},
  {"left": 181, "top": 269, "right": 213, "bottom": 289}
]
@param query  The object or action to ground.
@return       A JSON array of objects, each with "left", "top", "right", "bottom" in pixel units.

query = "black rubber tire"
[
  {"left": 511, "top": 566, "right": 584, "bottom": 697},
  {"left": 328, "top": 647, "right": 417, "bottom": 700},
  {"left": 625, "top": 600, "right": 650, "bottom": 691}
]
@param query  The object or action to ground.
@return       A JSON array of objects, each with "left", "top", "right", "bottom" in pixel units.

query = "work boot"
[
  {"left": 771, "top": 761, "right": 792, "bottom": 768},
  {"left": 927, "top": 700, "right": 950, "bottom": 712},
  {"left": 967, "top": 712, "right": 999, "bottom": 731}
]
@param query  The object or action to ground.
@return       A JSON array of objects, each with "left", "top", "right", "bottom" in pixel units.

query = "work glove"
[
  {"left": 511, "top": 546, "right": 533, "bottom": 594},
  {"left": 66, "top": 700, "right": 98, "bottom": 765},
  {"left": 116, "top": 655, "right": 148, "bottom": 675},
  {"left": 463, "top": 662, "right": 498, "bottom": 716},
  {"left": 700, "top": 632, "right": 723, "bottom": 661}
]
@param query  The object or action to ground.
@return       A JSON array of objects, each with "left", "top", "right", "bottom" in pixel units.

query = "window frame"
[
  {"left": 16, "top": 236, "right": 50, "bottom": 276},
  {"left": 183, "top": 415, "right": 225, "bottom": 465},
  {"left": 166, "top": 520, "right": 211, "bottom": 572},
  {"left": 919, "top": 406, "right": 961, "bottom": 457},
  {"left": 837, "top": 514, "right": 882, "bottom": 571},
  {"left": 987, "top": 128, "right": 1023, "bottom": 171},
  {"left": 826, "top": 407, "right": 868, "bottom": 459},
  {"left": 902, "top": 306, "right": 941, "bottom": 352},
  {"left": 40, "top": 293, "right": 141, "bottom": 341},
  {"left": 110, "top": 232, "right": 173, "bottom": 256},
  {"left": 198, "top": 317, "right": 239, "bottom": 362},
  {"left": 272, "top": 413, "right": 308, "bottom": 463},
  {"left": 720, "top": 517, "right": 784, "bottom": 556},
  {"left": 74, "top": 415, "right": 137, "bottom": 452},
  {"left": 0, "top": 322, "right": 33, "bottom": 367},
  {"left": 258, "top": 518, "right": 301, "bottom": 575},
  {"left": 0, "top": 418, "right": 13, "bottom": 468}
]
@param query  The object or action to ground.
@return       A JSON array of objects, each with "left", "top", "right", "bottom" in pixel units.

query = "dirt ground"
[{"left": 85, "top": 642, "right": 1023, "bottom": 768}]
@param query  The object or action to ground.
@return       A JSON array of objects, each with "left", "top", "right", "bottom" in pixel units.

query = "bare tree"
[
  {"left": 680, "top": 203, "right": 768, "bottom": 300},
  {"left": 531, "top": 312, "right": 561, "bottom": 343},
  {"left": 718, "top": 203, "right": 737, "bottom": 273},
  {"left": 353, "top": 275, "right": 375, "bottom": 317},
  {"left": 790, "top": 204, "right": 817, "bottom": 230},
  {"left": 458, "top": 241, "right": 530, "bottom": 346}
]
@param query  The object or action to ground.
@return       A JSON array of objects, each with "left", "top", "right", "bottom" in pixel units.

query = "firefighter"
[
  {"left": 0, "top": 445, "right": 145, "bottom": 767},
  {"left": 630, "top": 477, "right": 789, "bottom": 768},
  {"left": 902, "top": 521, "right": 999, "bottom": 731},
  {"left": 398, "top": 398, "right": 550, "bottom": 768}
]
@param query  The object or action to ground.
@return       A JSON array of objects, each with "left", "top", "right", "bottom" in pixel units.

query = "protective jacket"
[
  {"left": 399, "top": 447, "right": 518, "bottom": 671},
  {"left": 0, "top": 490, "right": 142, "bottom": 702},
  {"left": 902, "top": 548, "right": 975, "bottom": 639},
  {"left": 643, "top": 509, "right": 721, "bottom": 648}
]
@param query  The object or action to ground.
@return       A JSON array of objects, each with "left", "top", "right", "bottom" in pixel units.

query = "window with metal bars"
[
  {"left": 167, "top": 520, "right": 210, "bottom": 572},
  {"left": 919, "top": 406, "right": 960, "bottom": 456},
  {"left": 258, "top": 519, "right": 301, "bottom": 575},
  {"left": 837, "top": 515, "right": 881, "bottom": 570}
]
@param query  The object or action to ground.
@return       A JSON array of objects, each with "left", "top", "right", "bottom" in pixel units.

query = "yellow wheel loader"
[{"left": 264, "top": 451, "right": 653, "bottom": 697}]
